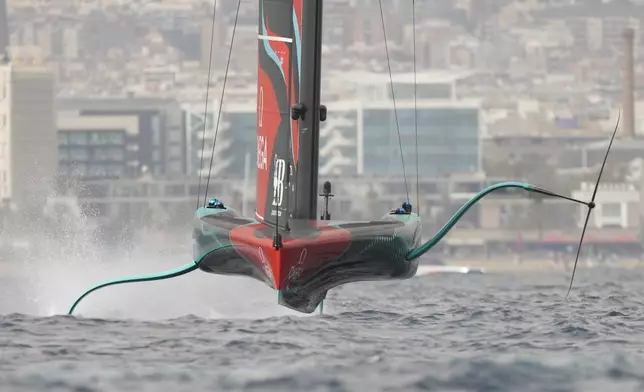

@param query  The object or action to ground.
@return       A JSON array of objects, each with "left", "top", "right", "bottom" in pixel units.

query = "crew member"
[{"left": 207, "top": 198, "right": 225, "bottom": 209}]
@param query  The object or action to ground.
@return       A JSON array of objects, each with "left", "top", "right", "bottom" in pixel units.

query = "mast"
[
  {"left": 256, "top": 0, "right": 325, "bottom": 226},
  {"left": 255, "top": 0, "right": 302, "bottom": 229},
  {"left": 292, "top": 0, "right": 324, "bottom": 220}
]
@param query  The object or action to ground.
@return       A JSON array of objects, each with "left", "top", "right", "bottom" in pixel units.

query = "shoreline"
[
  {"left": 3, "top": 257, "right": 644, "bottom": 281},
  {"left": 441, "top": 257, "right": 644, "bottom": 273}
]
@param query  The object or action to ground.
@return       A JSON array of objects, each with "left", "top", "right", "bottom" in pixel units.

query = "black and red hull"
[{"left": 193, "top": 207, "right": 422, "bottom": 313}]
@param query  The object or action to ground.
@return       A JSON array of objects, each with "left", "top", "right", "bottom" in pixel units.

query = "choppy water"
[{"left": 2, "top": 262, "right": 644, "bottom": 391}]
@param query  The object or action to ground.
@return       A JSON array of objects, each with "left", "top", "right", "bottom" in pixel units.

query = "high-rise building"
[{"left": 0, "top": 63, "right": 57, "bottom": 206}]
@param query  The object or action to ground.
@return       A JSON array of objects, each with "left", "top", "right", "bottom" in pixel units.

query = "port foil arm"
[
  {"left": 405, "top": 181, "right": 589, "bottom": 261},
  {"left": 67, "top": 244, "right": 236, "bottom": 315},
  {"left": 67, "top": 262, "right": 199, "bottom": 315}
]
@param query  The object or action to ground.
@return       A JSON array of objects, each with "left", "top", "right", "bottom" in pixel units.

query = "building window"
[
  {"left": 58, "top": 132, "right": 69, "bottom": 146},
  {"left": 165, "top": 184, "right": 185, "bottom": 196},
  {"left": 68, "top": 147, "right": 89, "bottom": 161},
  {"left": 107, "top": 164, "right": 125, "bottom": 177},
  {"left": 595, "top": 202, "right": 625, "bottom": 228},
  {"left": 89, "top": 165, "right": 108, "bottom": 178},
  {"left": 59, "top": 149, "right": 69, "bottom": 160},
  {"left": 69, "top": 132, "right": 88, "bottom": 146},
  {"left": 392, "top": 82, "right": 452, "bottom": 100},
  {"left": 89, "top": 131, "right": 124, "bottom": 145},
  {"left": 602, "top": 202, "right": 621, "bottom": 218},
  {"left": 152, "top": 115, "right": 161, "bottom": 147},
  {"left": 361, "top": 107, "right": 479, "bottom": 176}
]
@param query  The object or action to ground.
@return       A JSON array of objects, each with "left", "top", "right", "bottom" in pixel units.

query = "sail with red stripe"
[{"left": 256, "top": 0, "right": 302, "bottom": 229}]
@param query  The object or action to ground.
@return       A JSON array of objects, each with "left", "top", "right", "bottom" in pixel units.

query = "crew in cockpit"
[
  {"left": 207, "top": 198, "right": 225, "bottom": 209},
  {"left": 391, "top": 201, "right": 412, "bottom": 215}
]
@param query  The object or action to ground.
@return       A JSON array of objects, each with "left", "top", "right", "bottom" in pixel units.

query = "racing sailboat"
[
  {"left": 193, "top": 0, "right": 422, "bottom": 314},
  {"left": 67, "top": 0, "right": 618, "bottom": 316}
]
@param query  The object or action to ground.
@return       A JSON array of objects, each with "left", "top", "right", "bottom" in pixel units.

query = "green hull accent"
[
  {"left": 67, "top": 245, "right": 235, "bottom": 316},
  {"left": 67, "top": 262, "right": 199, "bottom": 315}
]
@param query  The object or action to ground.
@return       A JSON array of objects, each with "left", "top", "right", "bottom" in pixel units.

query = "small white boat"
[
  {"left": 415, "top": 265, "right": 484, "bottom": 276},
  {"left": 415, "top": 255, "right": 484, "bottom": 276}
]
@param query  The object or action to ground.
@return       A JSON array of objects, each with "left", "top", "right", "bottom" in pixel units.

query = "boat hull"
[{"left": 193, "top": 207, "right": 422, "bottom": 313}]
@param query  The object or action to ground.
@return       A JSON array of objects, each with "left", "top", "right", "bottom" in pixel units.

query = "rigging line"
[
  {"left": 203, "top": 0, "right": 243, "bottom": 207},
  {"left": 196, "top": 0, "right": 218, "bottom": 209},
  {"left": 378, "top": 0, "right": 410, "bottom": 203},
  {"left": 565, "top": 110, "right": 620, "bottom": 300},
  {"left": 412, "top": 0, "right": 419, "bottom": 212}
]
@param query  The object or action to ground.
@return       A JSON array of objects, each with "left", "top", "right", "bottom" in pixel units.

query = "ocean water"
[{"left": 1, "top": 256, "right": 644, "bottom": 392}]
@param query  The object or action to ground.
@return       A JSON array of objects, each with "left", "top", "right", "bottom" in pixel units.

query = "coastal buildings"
[
  {"left": 2, "top": 0, "right": 644, "bottom": 254},
  {"left": 0, "top": 62, "right": 57, "bottom": 207}
]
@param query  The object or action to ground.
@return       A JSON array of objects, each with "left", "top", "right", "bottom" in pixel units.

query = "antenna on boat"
[
  {"left": 273, "top": 153, "right": 284, "bottom": 250},
  {"left": 319, "top": 181, "right": 333, "bottom": 220},
  {"left": 565, "top": 110, "right": 620, "bottom": 300}
]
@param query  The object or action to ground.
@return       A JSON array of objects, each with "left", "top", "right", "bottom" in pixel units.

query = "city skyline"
[{"left": 0, "top": 0, "right": 642, "bottom": 250}]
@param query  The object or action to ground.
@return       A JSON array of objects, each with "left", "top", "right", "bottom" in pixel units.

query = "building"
[
  {"left": 182, "top": 101, "right": 232, "bottom": 178},
  {"left": 572, "top": 182, "right": 639, "bottom": 229},
  {"left": 316, "top": 99, "right": 483, "bottom": 177},
  {"left": 319, "top": 71, "right": 481, "bottom": 177},
  {"left": 57, "top": 97, "right": 185, "bottom": 181},
  {"left": 222, "top": 103, "right": 257, "bottom": 175},
  {"left": 326, "top": 70, "right": 468, "bottom": 102},
  {"left": 0, "top": 62, "right": 57, "bottom": 207},
  {"left": 322, "top": 0, "right": 356, "bottom": 49},
  {"left": 320, "top": 102, "right": 359, "bottom": 176},
  {"left": 57, "top": 112, "right": 137, "bottom": 180},
  {"left": 359, "top": 100, "right": 482, "bottom": 176}
]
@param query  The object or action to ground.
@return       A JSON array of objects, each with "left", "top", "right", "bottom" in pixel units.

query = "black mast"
[{"left": 292, "top": 0, "right": 325, "bottom": 220}]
